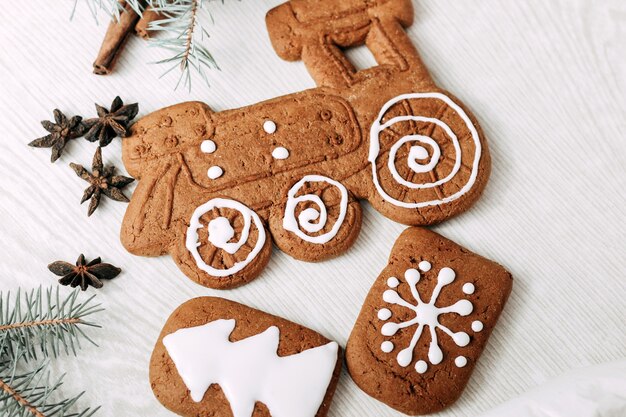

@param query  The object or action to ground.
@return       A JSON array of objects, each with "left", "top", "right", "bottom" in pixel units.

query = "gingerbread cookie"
[
  {"left": 121, "top": 0, "right": 490, "bottom": 288},
  {"left": 150, "top": 297, "right": 341, "bottom": 417},
  {"left": 346, "top": 228, "right": 512, "bottom": 414}
]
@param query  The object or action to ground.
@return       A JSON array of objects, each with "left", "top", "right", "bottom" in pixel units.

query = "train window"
[{"left": 343, "top": 44, "right": 378, "bottom": 72}]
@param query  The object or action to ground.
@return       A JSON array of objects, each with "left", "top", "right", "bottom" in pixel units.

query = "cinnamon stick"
[
  {"left": 93, "top": 2, "right": 141, "bottom": 75},
  {"left": 135, "top": 7, "right": 162, "bottom": 39}
]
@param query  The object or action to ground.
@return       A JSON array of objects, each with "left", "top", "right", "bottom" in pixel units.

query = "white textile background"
[{"left": 0, "top": 1, "right": 625, "bottom": 416}]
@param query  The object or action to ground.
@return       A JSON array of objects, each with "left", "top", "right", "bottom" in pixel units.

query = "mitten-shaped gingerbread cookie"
[
  {"left": 346, "top": 228, "right": 512, "bottom": 414},
  {"left": 150, "top": 297, "right": 341, "bottom": 417},
  {"left": 121, "top": 0, "right": 490, "bottom": 288}
]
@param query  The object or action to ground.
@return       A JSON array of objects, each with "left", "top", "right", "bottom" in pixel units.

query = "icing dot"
[
  {"left": 207, "top": 217, "right": 234, "bottom": 248},
  {"left": 462, "top": 283, "right": 475, "bottom": 295},
  {"left": 200, "top": 139, "right": 216, "bottom": 154},
  {"left": 414, "top": 360, "right": 428, "bottom": 374},
  {"left": 429, "top": 345, "right": 444, "bottom": 365},
  {"left": 455, "top": 356, "right": 468, "bottom": 368},
  {"left": 455, "top": 299, "right": 474, "bottom": 316},
  {"left": 404, "top": 268, "right": 420, "bottom": 285},
  {"left": 207, "top": 166, "right": 223, "bottom": 179},
  {"left": 418, "top": 261, "right": 431, "bottom": 272},
  {"left": 387, "top": 277, "right": 399, "bottom": 288},
  {"left": 377, "top": 308, "right": 392, "bottom": 321},
  {"left": 410, "top": 145, "right": 429, "bottom": 160},
  {"left": 438, "top": 267, "right": 456, "bottom": 285},
  {"left": 383, "top": 289, "right": 401, "bottom": 304},
  {"left": 397, "top": 348, "right": 413, "bottom": 367},
  {"left": 272, "top": 147, "right": 289, "bottom": 160},
  {"left": 381, "top": 322, "right": 399, "bottom": 337},
  {"left": 471, "top": 320, "right": 484, "bottom": 332},
  {"left": 263, "top": 120, "right": 276, "bottom": 134},
  {"left": 452, "top": 331, "right": 470, "bottom": 347},
  {"left": 381, "top": 341, "right": 394, "bottom": 353}
]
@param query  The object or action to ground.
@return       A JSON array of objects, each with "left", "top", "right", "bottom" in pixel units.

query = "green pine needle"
[
  {"left": 0, "top": 287, "right": 102, "bottom": 416},
  {"left": 150, "top": 0, "right": 221, "bottom": 90},
  {"left": 0, "top": 287, "right": 102, "bottom": 363},
  {"left": 0, "top": 359, "right": 99, "bottom": 417}
]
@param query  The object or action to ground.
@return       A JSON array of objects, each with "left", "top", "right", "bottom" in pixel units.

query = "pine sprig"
[
  {"left": 78, "top": 0, "right": 226, "bottom": 89},
  {"left": 0, "top": 287, "right": 102, "bottom": 363},
  {"left": 0, "top": 359, "right": 99, "bottom": 417},
  {"left": 149, "top": 0, "right": 220, "bottom": 90}
]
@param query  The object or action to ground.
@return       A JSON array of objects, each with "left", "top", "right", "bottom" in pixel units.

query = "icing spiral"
[
  {"left": 186, "top": 198, "right": 265, "bottom": 277},
  {"left": 368, "top": 92, "right": 482, "bottom": 208},
  {"left": 283, "top": 175, "right": 348, "bottom": 244}
]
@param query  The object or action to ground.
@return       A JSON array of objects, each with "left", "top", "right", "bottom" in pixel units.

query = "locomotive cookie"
[
  {"left": 346, "top": 228, "right": 512, "bottom": 415},
  {"left": 150, "top": 297, "right": 341, "bottom": 417},
  {"left": 120, "top": 0, "right": 491, "bottom": 288}
]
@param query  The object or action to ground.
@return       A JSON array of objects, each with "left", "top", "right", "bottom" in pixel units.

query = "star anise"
[
  {"left": 48, "top": 254, "right": 121, "bottom": 290},
  {"left": 83, "top": 96, "right": 139, "bottom": 147},
  {"left": 28, "top": 109, "right": 86, "bottom": 163},
  {"left": 70, "top": 147, "right": 134, "bottom": 216}
]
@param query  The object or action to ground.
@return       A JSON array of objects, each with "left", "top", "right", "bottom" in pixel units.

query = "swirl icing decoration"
[
  {"left": 186, "top": 198, "right": 266, "bottom": 277},
  {"left": 283, "top": 175, "right": 348, "bottom": 244},
  {"left": 368, "top": 92, "right": 482, "bottom": 208}
]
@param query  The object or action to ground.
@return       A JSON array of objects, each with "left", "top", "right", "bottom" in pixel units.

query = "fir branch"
[
  {"left": 78, "top": 0, "right": 225, "bottom": 89},
  {"left": 0, "top": 359, "right": 99, "bottom": 417},
  {"left": 182, "top": 1, "right": 199, "bottom": 70},
  {"left": 0, "top": 288, "right": 102, "bottom": 363},
  {"left": 0, "top": 319, "right": 81, "bottom": 333},
  {"left": 148, "top": 0, "right": 220, "bottom": 90}
]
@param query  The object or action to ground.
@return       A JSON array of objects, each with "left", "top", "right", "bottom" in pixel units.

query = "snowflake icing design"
[{"left": 378, "top": 262, "right": 483, "bottom": 374}]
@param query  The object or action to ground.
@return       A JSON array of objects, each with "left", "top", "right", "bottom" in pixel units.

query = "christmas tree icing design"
[
  {"left": 378, "top": 264, "right": 479, "bottom": 374},
  {"left": 163, "top": 319, "right": 338, "bottom": 417}
]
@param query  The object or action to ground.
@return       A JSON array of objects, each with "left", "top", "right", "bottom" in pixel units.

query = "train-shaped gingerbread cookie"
[{"left": 120, "top": 0, "right": 490, "bottom": 289}]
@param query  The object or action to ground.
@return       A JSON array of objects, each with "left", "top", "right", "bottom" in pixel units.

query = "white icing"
[
  {"left": 272, "top": 147, "right": 289, "bottom": 160},
  {"left": 379, "top": 266, "right": 473, "bottom": 371},
  {"left": 263, "top": 120, "right": 277, "bottom": 134},
  {"left": 200, "top": 139, "right": 216, "bottom": 154},
  {"left": 414, "top": 360, "right": 428, "bottom": 374},
  {"left": 185, "top": 198, "right": 266, "bottom": 277},
  {"left": 368, "top": 92, "right": 482, "bottom": 208},
  {"left": 455, "top": 356, "right": 468, "bottom": 368},
  {"left": 387, "top": 277, "right": 399, "bottom": 288},
  {"left": 472, "top": 320, "right": 484, "bottom": 332},
  {"left": 207, "top": 217, "right": 236, "bottom": 252},
  {"left": 404, "top": 268, "right": 420, "bottom": 284},
  {"left": 381, "top": 341, "right": 394, "bottom": 353},
  {"left": 283, "top": 175, "right": 348, "bottom": 244},
  {"left": 409, "top": 144, "right": 429, "bottom": 160},
  {"left": 418, "top": 261, "right": 431, "bottom": 272},
  {"left": 394, "top": 136, "right": 441, "bottom": 178},
  {"left": 207, "top": 166, "right": 223, "bottom": 179},
  {"left": 463, "top": 283, "right": 475, "bottom": 295},
  {"left": 163, "top": 319, "right": 338, "bottom": 417},
  {"left": 377, "top": 308, "right": 392, "bottom": 321}
]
